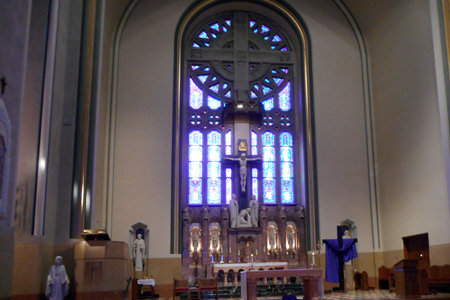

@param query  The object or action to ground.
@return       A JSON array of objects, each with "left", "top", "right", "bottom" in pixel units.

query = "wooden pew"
[{"left": 378, "top": 266, "right": 390, "bottom": 289}]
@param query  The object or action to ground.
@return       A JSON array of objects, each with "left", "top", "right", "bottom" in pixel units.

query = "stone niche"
[{"left": 73, "top": 241, "right": 130, "bottom": 294}]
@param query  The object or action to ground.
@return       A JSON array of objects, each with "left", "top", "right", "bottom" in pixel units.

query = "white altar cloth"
[
  {"left": 212, "top": 262, "right": 288, "bottom": 268},
  {"left": 137, "top": 279, "right": 155, "bottom": 286}
]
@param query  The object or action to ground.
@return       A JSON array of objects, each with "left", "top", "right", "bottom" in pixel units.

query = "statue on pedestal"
[
  {"left": 133, "top": 234, "right": 146, "bottom": 272},
  {"left": 238, "top": 209, "right": 252, "bottom": 227},
  {"left": 249, "top": 195, "right": 259, "bottom": 227}
]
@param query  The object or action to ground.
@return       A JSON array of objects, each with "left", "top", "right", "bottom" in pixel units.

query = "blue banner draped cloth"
[{"left": 325, "top": 239, "right": 358, "bottom": 283}]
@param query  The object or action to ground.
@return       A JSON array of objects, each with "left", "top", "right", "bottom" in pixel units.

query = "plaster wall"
[
  {"left": 111, "top": 0, "right": 374, "bottom": 264},
  {"left": 345, "top": 0, "right": 450, "bottom": 251}
]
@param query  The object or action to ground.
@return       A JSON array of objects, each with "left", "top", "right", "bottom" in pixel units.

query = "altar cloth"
[
  {"left": 137, "top": 279, "right": 155, "bottom": 286},
  {"left": 212, "top": 262, "right": 288, "bottom": 268}
]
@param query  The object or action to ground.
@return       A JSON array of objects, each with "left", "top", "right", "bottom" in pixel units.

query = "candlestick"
[
  {"left": 229, "top": 247, "right": 231, "bottom": 253},
  {"left": 312, "top": 252, "right": 315, "bottom": 264},
  {"left": 238, "top": 249, "right": 240, "bottom": 256},
  {"left": 221, "top": 246, "right": 223, "bottom": 253},
  {"left": 263, "top": 246, "right": 265, "bottom": 253},
  {"left": 256, "top": 249, "right": 258, "bottom": 256}
]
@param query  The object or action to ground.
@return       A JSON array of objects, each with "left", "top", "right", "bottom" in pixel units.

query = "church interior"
[{"left": 1, "top": 0, "right": 450, "bottom": 299}]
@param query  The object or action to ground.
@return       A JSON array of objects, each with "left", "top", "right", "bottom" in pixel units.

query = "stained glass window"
[
  {"left": 225, "top": 131, "right": 232, "bottom": 155},
  {"left": 251, "top": 131, "right": 257, "bottom": 155},
  {"left": 262, "top": 97, "right": 274, "bottom": 111},
  {"left": 252, "top": 168, "right": 258, "bottom": 200},
  {"left": 262, "top": 132, "right": 276, "bottom": 203},
  {"left": 280, "top": 132, "right": 294, "bottom": 203},
  {"left": 189, "top": 130, "right": 203, "bottom": 204},
  {"left": 189, "top": 78, "right": 203, "bottom": 109},
  {"left": 207, "top": 130, "right": 221, "bottom": 204},
  {"left": 226, "top": 168, "right": 232, "bottom": 204},
  {"left": 279, "top": 82, "right": 291, "bottom": 111},
  {"left": 207, "top": 95, "right": 221, "bottom": 110}
]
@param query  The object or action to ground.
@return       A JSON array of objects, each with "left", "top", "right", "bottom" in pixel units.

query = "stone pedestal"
[
  {"left": 74, "top": 241, "right": 130, "bottom": 294},
  {"left": 345, "top": 264, "right": 355, "bottom": 291}
]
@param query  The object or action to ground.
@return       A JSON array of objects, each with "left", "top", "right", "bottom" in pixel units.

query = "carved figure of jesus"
[{"left": 225, "top": 153, "right": 261, "bottom": 192}]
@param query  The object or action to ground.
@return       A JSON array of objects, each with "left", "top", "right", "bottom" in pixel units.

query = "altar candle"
[
  {"left": 238, "top": 250, "right": 240, "bottom": 256},
  {"left": 256, "top": 249, "right": 258, "bottom": 256},
  {"left": 251, "top": 254, "right": 254, "bottom": 265},
  {"left": 263, "top": 246, "right": 265, "bottom": 253},
  {"left": 229, "top": 247, "right": 231, "bottom": 253},
  {"left": 312, "top": 252, "right": 315, "bottom": 264},
  {"left": 221, "top": 246, "right": 223, "bottom": 253}
]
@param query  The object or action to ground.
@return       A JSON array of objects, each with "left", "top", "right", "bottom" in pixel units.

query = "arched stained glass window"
[{"left": 184, "top": 11, "right": 300, "bottom": 205}]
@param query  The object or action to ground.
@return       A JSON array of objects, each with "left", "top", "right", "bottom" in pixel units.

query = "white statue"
[
  {"left": 249, "top": 195, "right": 259, "bottom": 227},
  {"left": 192, "top": 230, "right": 200, "bottom": 251},
  {"left": 229, "top": 194, "right": 239, "bottom": 228},
  {"left": 238, "top": 208, "right": 252, "bottom": 227},
  {"left": 212, "top": 230, "right": 219, "bottom": 250},
  {"left": 46, "top": 256, "right": 70, "bottom": 300},
  {"left": 225, "top": 153, "right": 261, "bottom": 192},
  {"left": 343, "top": 230, "right": 351, "bottom": 239},
  {"left": 133, "top": 234, "right": 146, "bottom": 272},
  {"left": 269, "top": 228, "right": 277, "bottom": 250},
  {"left": 288, "top": 228, "right": 295, "bottom": 250}
]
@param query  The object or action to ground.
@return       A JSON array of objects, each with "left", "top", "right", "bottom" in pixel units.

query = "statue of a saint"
[
  {"left": 269, "top": 228, "right": 277, "bottom": 250},
  {"left": 288, "top": 228, "right": 295, "bottom": 250},
  {"left": 133, "top": 234, "right": 146, "bottom": 272},
  {"left": 229, "top": 194, "right": 239, "bottom": 228},
  {"left": 238, "top": 208, "right": 252, "bottom": 227},
  {"left": 192, "top": 230, "right": 200, "bottom": 251},
  {"left": 46, "top": 256, "right": 70, "bottom": 300},
  {"left": 249, "top": 195, "right": 259, "bottom": 227},
  {"left": 225, "top": 153, "right": 261, "bottom": 192},
  {"left": 212, "top": 230, "right": 219, "bottom": 250}
]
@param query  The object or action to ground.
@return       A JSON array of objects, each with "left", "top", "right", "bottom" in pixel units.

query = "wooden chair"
[
  {"left": 361, "top": 271, "right": 369, "bottom": 290},
  {"left": 354, "top": 272, "right": 362, "bottom": 290},
  {"left": 378, "top": 266, "right": 390, "bottom": 289},
  {"left": 198, "top": 277, "right": 219, "bottom": 299},
  {"left": 173, "top": 278, "right": 190, "bottom": 300}
]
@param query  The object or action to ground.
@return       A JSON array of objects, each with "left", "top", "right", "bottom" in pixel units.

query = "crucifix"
[{"left": 322, "top": 226, "right": 358, "bottom": 292}]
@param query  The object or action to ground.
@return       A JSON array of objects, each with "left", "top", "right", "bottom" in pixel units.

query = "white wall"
[
  {"left": 109, "top": 0, "right": 376, "bottom": 257},
  {"left": 345, "top": 0, "right": 450, "bottom": 251}
]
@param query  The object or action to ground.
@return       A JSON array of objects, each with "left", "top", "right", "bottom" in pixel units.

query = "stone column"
[
  {"left": 202, "top": 206, "right": 210, "bottom": 266},
  {"left": 221, "top": 206, "right": 230, "bottom": 262},
  {"left": 296, "top": 205, "right": 307, "bottom": 268},
  {"left": 259, "top": 205, "right": 268, "bottom": 262},
  {"left": 278, "top": 205, "right": 287, "bottom": 262},
  {"left": 182, "top": 207, "right": 191, "bottom": 269}
]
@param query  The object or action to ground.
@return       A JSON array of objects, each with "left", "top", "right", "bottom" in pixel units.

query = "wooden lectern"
[{"left": 393, "top": 259, "right": 420, "bottom": 298}]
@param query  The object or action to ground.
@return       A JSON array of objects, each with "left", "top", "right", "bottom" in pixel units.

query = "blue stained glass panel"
[
  {"left": 223, "top": 27, "right": 227, "bottom": 32},
  {"left": 210, "top": 23, "right": 220, "bottom": 31},
  {"left": 203, "top": 67, "right": 210, "bottom": 71},
  {"left": 189, "top": 162, "right": 202, "bottom": 177},
  {"left": 252, "top": 177, "right": 258, "bottom": 200},
  {"left": 211, "top": 33, "right": 217, "bottom": 38},
  {"left": 251, "top": 131, "right": 257, "bottom": 155},
  {"left": 264, "top": 36, "right": 269, "bottom": 40},
  {"left": 208, "top": 145, "right": 221, "bottom": 161},
  {"left": 189, "top": 78, "right": 203, "bottom": 109},
  {"left": 280, "top": 147, "right": 292, "bottom": 162},
  {"left": 207, "top": 162, "right": 221, "bottom": 177},
  {"left": 198, "top": 75, "right": 208, "bottom": 84},
  {"left": 226, "top": 168, "right": 232, "bottom": 177},
  {"left": 225, "top": 91, "right": 231, "bottom": 97},
  {"left": 192, "top": 65, "right": 200, "bottom": 70},
  {"left": 262, "top": 132, "right": 275, "bottom": 146},
  {"left": 225, "top": 131, "right": 232, "bottom": 155},
  {"left": 264, "top": 78, "right": 271, "bottom": 83},
  {"left": 281, "top": 68, "right": 288, "bottom": 73},
  {"left": 280, "top": 46, "right": 288, "bottom": 51},
  {"left": 263, "top": 178, "right": 276, "bottom": 203},
  {"left": 208, "top": 131, "right": 221, "bottom": 145},
  {"left": 207, "top": 95, "right": 221, "bottom": 110},
  {"left": 204, "top": 42, "right": 210, "bottom": 47},
  {"left": 263, "top": 147, "right": 275, "bottom": 162},
  {"left": 193, "top": 43, "right": 200, "bottom": 48},
  {"left": 251, "top": 91, "right": 257, "bottom": 98},
  {"left": 261, "top": 25, "right": 270, "bottom": 33},
  {"left": 273, "top": 77, "right": 283, "bottom": 85},
  {"left": 280, "top": 132, "right": 293, "bottom": 147},
  {"left": 223, "top": 83, "right": 228, "bottom": 90},
  {"left": 272, "top": 34, "right": 282, "bottom": 42},
  {"left": 262, "top": 85, "right": 272, "bottom": 95},
  {"left": 189, "top": 145, "right": 202, "bottom": 161},
  {"left": 253, "top": 84, "right": 259, "bottom": 90},
  {"left": 226, "top": 178, "right": 232, "bottom": 204},
  {"left": 225, "top": 20, "right": 231, "bottom": 26},
  {"left": 252, "top": 168, "right": 258, "bottom": 177},
  {"left": 207, "top": 178, "right": 221, "bottom": 204},
  {"left": 262, "top": 98, "right": 274, "bottom": 111},
  {"left": 211, "top": 76, "right": 217, "bottom": 81},
  {"left": 189, "top": 130, "right": 203, "bottom": 145},
  {"left": 281, "top": 179, "right": 294, "bottom": 203},
  {"left": 279, "top": 82, "right": 291, "bottom": 111},
  {"left": 253, "top": 28, "right": 258, "bottom": 33},
  {"left": 209, "top": 84, "right": 219, "bottom": 93},
  {"left": 272, "top": 69, "right": 277, "bottom": 73},
  {"left": 250, "top": 20, "right": 256, "bottom": 27},
  {"left": 271, "top": 45, "right": 276, "bottom": 50},
  {"left": 280, "top": 162, "right": 293, "bottom": 178},
  {"left": 189, "top": 178, "right": 202, "bottom": 204},
  {"left": 199, "top": 31, "right": 209, "bottom": 39},
  {"left": 263, "top": 162, "right": 275, "bottom": 178}
]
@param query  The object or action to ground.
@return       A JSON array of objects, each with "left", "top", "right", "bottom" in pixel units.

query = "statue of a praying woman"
[
  {"left": 46, "top": 256, "right": 70, "bottom": 300},
  {"left": 225, "top": 153, "right": 261, "bottom": 192},
  {"left": 249, "top": 195, "right": 259, "bottom": 227},
  {"left": 229, "top": 194, "right": 239, "bottom": 228},
  {"left": 134, "top": 234, "right": 146, "bottom": 272}
]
